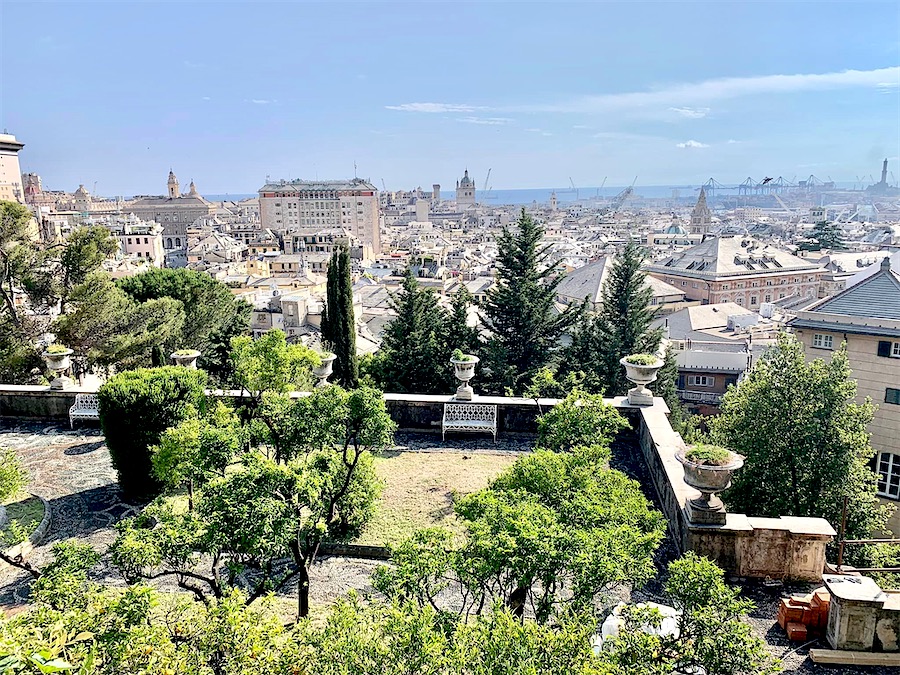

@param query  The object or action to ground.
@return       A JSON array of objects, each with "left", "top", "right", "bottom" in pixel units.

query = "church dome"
[
  {"left": 458, "top": 169, "right": 474, "bottom": 187},
  {"left": 74, "top": 184, "right": 90, "bottom": 197},
  {"left": 665, "top": 222, "right": 687, "bottom": 235}
]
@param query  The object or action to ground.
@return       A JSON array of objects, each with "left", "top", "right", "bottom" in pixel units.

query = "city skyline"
[{"left": 1, "top": 0, "right": 898, "bottom": 195}]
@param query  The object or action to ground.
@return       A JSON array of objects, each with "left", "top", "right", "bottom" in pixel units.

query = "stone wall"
[{"left": 635, "top": 401, "right": 835, "bottom": 582}]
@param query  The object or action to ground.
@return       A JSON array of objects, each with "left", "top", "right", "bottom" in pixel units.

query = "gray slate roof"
[{"left": 807, "top": 260, "right": 900, "bottom": 321}]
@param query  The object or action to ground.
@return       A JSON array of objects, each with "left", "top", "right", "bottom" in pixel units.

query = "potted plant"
[
  {"left": 42, "top": 344, "right": 74, "bottom": 390},
  {"left": 620, "top": 353, "right": 664, "bottom": 406},
  {"left": 312, "top": 351, "right": 336, "bottom": 387},
  {"left": 675, "top": 443, "right": 744, "bottom": 524},
  {"left": 170, "top": 349, "right": 201, "bottom": 369},
  {"left": 450, "top": 348, "right": 480, "bottom": 401}
]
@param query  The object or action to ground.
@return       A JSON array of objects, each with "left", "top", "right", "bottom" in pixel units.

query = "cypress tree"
[
  {"left": 379, "top": 268, "right": 449, "bottom": 394},
  {"left": 563, "top": 241, "right": 663, "bottom": 395},
  {"left": 481, "top": 209, "right": 582, "bottom": 395},
  {"left": 322, "top": 246, "right": 358, "bottom": 388}
]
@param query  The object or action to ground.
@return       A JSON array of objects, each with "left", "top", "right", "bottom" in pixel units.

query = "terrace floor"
[{"left": 0, "top": 420, "right": 892, "bottom": 673}]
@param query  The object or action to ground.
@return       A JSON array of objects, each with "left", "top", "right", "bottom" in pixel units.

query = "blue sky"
[{"left": 1, "top": 0, "right": 898, "bottom": 195}]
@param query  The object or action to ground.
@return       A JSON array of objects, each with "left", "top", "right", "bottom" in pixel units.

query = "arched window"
[
  {"left": 175, "top": 237, "right": 182, "bottom": 247},
  {"left": 166, "top": 238, "right": 172, "bottom": 248}
]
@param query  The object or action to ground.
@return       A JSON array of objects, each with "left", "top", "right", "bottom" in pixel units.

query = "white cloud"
[
  {"left": 201, "top": 96, "right": 211, "bottom": 101},
  {"left": 250, "top": 99, "right": 274, "bottom": 105},
  {"left": 383, "top": 66, "right": 899, "bottom": 121},
  {"left": 531, "top": 67, "right": 900, "bottom": 113},
  {"left": 669, "top": 106, "right": 710, "bottom": 118},
  {"left": 524, "top": 127, "right": 542, "bottom": 132},
  {"left": 572, "top": 124, "right": 592, "bottom": 129},
  {"left": 676, "top": 140, "right": 709, "bottom": 149},
  {"left": 726, "top": 139, "right": 741, "bottom": 144},
  {"left": 457, "top": 116, "right": 513, "bottom": 125},
  {"left": 385, "top": 102, "right": 482, "bottom": 113}
]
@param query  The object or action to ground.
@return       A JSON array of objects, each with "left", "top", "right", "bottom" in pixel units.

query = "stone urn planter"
[
  {"left": 675, "top": 444, "right": 744, "bottom": 525},
  {"left": 42, "top": 347, "right": 74, "bottom": 390},
  {"left": 313, "top": 353, "right": 336, "bottom": 387},
  {"left": 450, "top": 353, "right": 479, "bottom": 401},
  {"left": 620, "top": 354, "right": 664, "bottom": 406},
  {"left": 170, "top": 349, "right": 201, "bottom": 369}
]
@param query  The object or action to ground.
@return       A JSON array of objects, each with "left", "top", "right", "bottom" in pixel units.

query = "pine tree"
[
  {"left": 563, "top": 241, "right": 663, "bottom": 395},
  {"left": 321, "top": 246, "right": 358, "bottom": 388},
  {"left": 444, "top": 286, "right": 480, "bottom": 357},
  {"left": 481, "top": 209, "right": 582, "bottom": 394},
  {"left": 379, "top": 269, "right": 449, "bottom": 394},
  {"left": 810, "top": 220, "right": 845, "bottom": 250}
]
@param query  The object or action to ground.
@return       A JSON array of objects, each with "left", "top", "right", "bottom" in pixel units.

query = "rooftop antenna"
[{"left": 354, "top": 161, "right": 358, "bottom": 179}]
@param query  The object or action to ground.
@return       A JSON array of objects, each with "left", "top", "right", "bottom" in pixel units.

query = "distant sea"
[{"left": 205, "top": 182, "right": 858, "bottom": 206}]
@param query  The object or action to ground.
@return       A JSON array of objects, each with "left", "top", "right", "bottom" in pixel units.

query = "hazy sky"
[{"left": 1, "top": 0, "right": 898, "bottom": 196}]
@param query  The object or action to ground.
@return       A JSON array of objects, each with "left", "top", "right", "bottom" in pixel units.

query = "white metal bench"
[
  {"left": 442, "top": 403, "right": 497, "bottom": 441},
  {"left": 69, "top": 394, "right": 100, "bottom": 429}
]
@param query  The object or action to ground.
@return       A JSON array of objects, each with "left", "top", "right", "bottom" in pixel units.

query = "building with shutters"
[{"left": 789, "top": 255, "right": 900, "bottom": 534}]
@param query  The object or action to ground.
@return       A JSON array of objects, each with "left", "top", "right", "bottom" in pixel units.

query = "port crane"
[{"left": 479, "top": 168, "right": 497, "bottom": 202}]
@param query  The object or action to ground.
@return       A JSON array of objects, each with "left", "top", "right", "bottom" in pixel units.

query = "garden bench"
[
  {"left": 69, "top": 394, "right": 100, "bottom": 429},
  {"left": 442, "top": 403, "right": 497, "bottom": 442}
]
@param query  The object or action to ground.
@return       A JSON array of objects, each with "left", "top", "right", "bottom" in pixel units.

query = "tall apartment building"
[
  {"left": 789, "top": 256, "right": 900, "bottom": 534},
  {"left": 258, "top": 178, "right": 381, "bottom": 254}
]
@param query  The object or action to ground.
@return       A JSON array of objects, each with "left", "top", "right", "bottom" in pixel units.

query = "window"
[
  {"left": 127, "top": 237, "right": 132, "bottom": 244},
  {"left": 877, "top": 452, "right": 900, "bottom": 499},
  {"left": 886, "top": 388, "right": 900, "bottom": 405},
  {"left": 812, "top": 334, "right": 833, "bottom": 350},
  {"left": 750, "top": 296, "right": 758, "bottom": 306},
  {"left": 687, "top": 375, "right": 715, "bottom": 387},
  {"left": 877, "top": 341, "right": 900, "bottom": 358}
]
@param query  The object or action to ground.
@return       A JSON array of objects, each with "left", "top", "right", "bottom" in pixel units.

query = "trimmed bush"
[{"left": 98, "top": 366, "right": 207, "bottom": 500}]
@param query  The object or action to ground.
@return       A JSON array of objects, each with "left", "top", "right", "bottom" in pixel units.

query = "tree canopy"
[
  {"left": 481, "top": 209, "right": 582, "bottom": 394},
  {"left": 563, "top": 242, "right": 662, "bottom": 395},
  {"left": 711, "top": 333, "right": 886, "bottom": 546},
  {"left": 117, "top": 268, "right": 250, "bottom": 383}
]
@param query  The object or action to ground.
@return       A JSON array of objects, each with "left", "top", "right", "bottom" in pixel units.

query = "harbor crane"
[
  {"left": 569, "top": 177, "right": 579, "bottom": 201},
  {"left": 479, "top": 168, "right": 497, "bottom": 201}
]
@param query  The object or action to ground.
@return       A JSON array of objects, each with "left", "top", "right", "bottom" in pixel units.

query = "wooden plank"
[{"left": 809, "top": 649, "right": 900, "bottom": 666}]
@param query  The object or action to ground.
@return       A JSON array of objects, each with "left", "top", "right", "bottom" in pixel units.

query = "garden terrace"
[{"left": 0, "top": 384, "right": 835, "bottom": 583}]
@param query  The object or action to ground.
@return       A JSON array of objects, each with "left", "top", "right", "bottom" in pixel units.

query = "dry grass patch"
[{"left": 355, "top": 451, "right": 519, "bottom": 548}]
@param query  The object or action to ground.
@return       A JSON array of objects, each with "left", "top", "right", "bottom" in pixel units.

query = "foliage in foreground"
[{"left": 0, "top": 545, "right": 776, "bottom": 675}]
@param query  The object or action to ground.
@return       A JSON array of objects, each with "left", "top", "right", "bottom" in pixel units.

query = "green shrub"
[
  {"left": 537, "top": 392, "right": 629, "bottom": 452},
  {"left": 98, "top": 366, "right": 207, "bottom": 500},
  {"left": 685, "top": 443, "right": 731, "bottom": 466},
  {"left": 624, "top": 353, "right": 658, "bottom": 366},
  {"left": 0, "top": 448, "right": 27, "bottom": 502}
]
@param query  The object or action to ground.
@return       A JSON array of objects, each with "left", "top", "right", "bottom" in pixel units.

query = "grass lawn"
[
  {"left": 354, "top": 451, "right": 519, "bottom": 548},
  {"left": 1, "top": 493, "right": 45, "bottom": 546}
]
